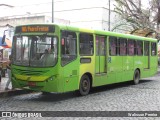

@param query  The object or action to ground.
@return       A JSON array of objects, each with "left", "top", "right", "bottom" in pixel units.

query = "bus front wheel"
[
  {"left": 133, "top": 69, "right": 140, "bottom": 85},
  {"left": 79, "top": 75, "right": 90, "bottom": 96}
]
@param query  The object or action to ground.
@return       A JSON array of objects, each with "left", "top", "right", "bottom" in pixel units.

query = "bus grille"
[{"left": 13, "top": 68, "right": 49, "bottom": 76}]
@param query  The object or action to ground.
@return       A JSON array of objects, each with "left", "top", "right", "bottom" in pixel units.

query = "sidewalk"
[
  {"left": 0, "top": 74, "right": 13, "bottom": 91},
  {"left": 0, "top": 75, "right": 32, "bottom": 97}
]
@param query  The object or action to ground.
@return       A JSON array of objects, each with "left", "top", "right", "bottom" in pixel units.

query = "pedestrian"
[{"left": 5, "top": 55, "right": 12, "bottom": 90}]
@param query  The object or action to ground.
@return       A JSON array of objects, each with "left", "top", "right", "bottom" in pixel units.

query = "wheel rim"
[
  {"left": 79, "top": 75, "right": 90, "bottom": 95},
  {"left": 135, "top": 72, "right": 138, "bottom": 80},
  {"left": 134, "top": 70, "right": 139, "bottom": 84},
  {"left": 82, "top": 79, "right": 89, "bottom": 92}
]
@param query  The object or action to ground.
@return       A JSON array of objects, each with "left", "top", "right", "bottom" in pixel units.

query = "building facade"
[{"left": 0, "top": 0, "right": 121, "bottom": 32}]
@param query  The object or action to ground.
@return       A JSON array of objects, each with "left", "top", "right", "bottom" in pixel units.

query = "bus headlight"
[{"left": 49, "top": 76, "right": 55, "bottom": 81}]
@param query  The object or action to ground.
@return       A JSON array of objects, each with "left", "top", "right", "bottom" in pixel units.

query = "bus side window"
[
  {"left": 61, "top": 31, "right": 77, "bottom": 66},
  {"left": 137, "top": 41, "right": 143, "bottom": 56},
  {"left": 79, "top": 33, "right": 93, "bottom": 56},
  {"left": 128, "top": 40, "right": 134, "bottom": 56},
  {"left": 134, "top": 41, "right": 137, "bottom": 55},
  {"left": 151, "top": 42, "right": 157, "bottom": 56},
  {"left": 116, "top": 38, "right": 120, "bottom": 55},
  {"left": 120, "top": 38, "right": 127, "bottom": 55},
  {"left": 109, "top": 36, "right": 117, "bottom": 56},
  {"left": 144, "top": 41, "right": 149, "bottom": 56}
]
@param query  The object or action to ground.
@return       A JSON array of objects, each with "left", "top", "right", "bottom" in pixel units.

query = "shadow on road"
[
  {"left": 90, "top": 79, "right": 153, "bottom": 95},
  {"left": 31, "top": 92, "right": 79, "bottom": 102},
  {"left": 29, "top": 79, "right": 154, "bottom": 102}
]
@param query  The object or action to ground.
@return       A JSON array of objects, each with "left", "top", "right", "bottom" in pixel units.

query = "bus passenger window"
[
  {"left": 79, "top": 33, "right": 93, "bottom": 56},
  {"left": 119, "top": 38, "right": 127, "bottom": 55},
  {"left": 128, "top": 40, "right": 134, "bottom": 56},
  {"left": 96, "top": 36, "right": 105, "bottom": 55},
  {"left": 109, "top": 37, "right": 117, "bottom": 56},
  {"left": 151, "top": 42, "right": 157, "bottom": 56},
  {"left": 144, "top": 41, "right": 149, "bottom": 56},
  {"left": 134, "top": 41, "right": 137, "bottom": 55},
  {"left": 137, "top": 41, "right": 143, "bottom": 56},
  {"left": 61, "top": 31, "right": 77, "bottom": 66}
]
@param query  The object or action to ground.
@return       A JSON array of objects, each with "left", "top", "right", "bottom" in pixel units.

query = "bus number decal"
[
  {"left": 108, "top": 57, "right": 111, "bottom": 63},
  {"left": 15, "top": 25, "right": 55, "bottom": 33},
  {"left": 22, "top": 26, "right": 49, "bottom": 32}
]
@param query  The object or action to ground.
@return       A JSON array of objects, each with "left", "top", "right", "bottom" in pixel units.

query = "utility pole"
[
  {"left": 108, "top": 0, "right": 111, "bottom": 31},
  {"left": 52, "top": 0, "right": 54, "bottom": 23}
]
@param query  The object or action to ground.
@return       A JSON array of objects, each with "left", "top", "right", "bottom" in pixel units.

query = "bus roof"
[
  {"left": 57, "top": 24, "right": 157, "bottom": 42},
  {"left": 15, "top": 23, "right": 157, "bottom": 42}
]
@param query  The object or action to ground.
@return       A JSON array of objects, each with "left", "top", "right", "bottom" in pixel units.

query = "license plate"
[{"left": 28, "top": 81, "right": 36, "bottom": 86}]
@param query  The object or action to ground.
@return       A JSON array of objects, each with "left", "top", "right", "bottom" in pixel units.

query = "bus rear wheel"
[
  {"left": 78, "top": 75, "right": 90, "bottom": 96},
  {"left": 133, "top": 69, "right": 140, "bottom": 85}
]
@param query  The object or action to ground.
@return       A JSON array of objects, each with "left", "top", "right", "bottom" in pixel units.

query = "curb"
[{"left": 0, "top": 89, "right": 34, "bottom": 98}]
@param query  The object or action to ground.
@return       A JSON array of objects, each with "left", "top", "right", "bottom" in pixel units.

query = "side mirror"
[{"left": 2, "top": 35, "right": 6, "bottom": 44}]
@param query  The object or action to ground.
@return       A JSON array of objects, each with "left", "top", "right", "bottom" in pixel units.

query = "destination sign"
[{"left": 15, "top": 25, "right": 55, "bottom": 33}]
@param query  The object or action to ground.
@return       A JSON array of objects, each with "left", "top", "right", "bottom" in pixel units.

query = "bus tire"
[
  {"left": 133, "top": 69, "right": 140, "bottom": 85},
  {"left": 79, "top": 75, "right": 90, "bottom": 96}
]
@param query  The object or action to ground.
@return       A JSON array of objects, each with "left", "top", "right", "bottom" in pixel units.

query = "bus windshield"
[{"left": 12, "top": 35, "right": 58, "bottom": 67}]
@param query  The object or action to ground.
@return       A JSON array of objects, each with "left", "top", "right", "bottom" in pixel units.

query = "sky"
[
  {"left": 0, "top": 0, "right": 51, "bottom": 6},
  {"left": 0, "top": 0, "right": 151, "bottom": 27},
  {"left": 0, "top": 0, "right": 152, "bottom": 39},
  {"left": 0, "top": 0, "right": 150, "bottom": 7},
  {"left": 0, "top": 0, "right": 53, "bottom": 17},
  {"left": 0, "top": 0, "right": 150, "bottom": 17},
  {"left": 0, "top": 0, "right": 149, "bottom": 12},
  {"left": 0, "top": 0, "right": 110, "bottom": 18}
]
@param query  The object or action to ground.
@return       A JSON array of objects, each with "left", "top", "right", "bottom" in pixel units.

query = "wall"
[{"left": 0, "top": 0, "right": 121, "bottom": 31}]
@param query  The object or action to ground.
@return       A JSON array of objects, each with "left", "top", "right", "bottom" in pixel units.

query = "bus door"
[
  {"left": 61, "top": 31, "right": 79, "bottom": 91},
  {"left": 95, "top": 36, "right": 106, "bottom": 74},
  {"left": 144, "top": 41, "right": 150, "bottom": 69}
]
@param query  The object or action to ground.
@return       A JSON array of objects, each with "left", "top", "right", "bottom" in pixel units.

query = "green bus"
[{"left": 11, "top": 24, "right": 158, "bottom": 95}]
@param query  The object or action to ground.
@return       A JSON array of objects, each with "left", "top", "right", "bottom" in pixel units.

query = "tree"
[
  {"left": 149, "top": 0, "right": 160, "bottom": 29},
  {"left": 113, "top": 0, "right": 160, "bottom": 38}
]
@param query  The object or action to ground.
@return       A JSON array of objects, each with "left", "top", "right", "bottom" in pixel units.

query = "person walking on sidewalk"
[{"left": 5, "top": 55, "right": 12, "bottom": 90}]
